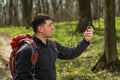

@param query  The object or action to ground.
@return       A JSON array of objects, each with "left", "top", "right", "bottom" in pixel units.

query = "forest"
[{"left": 0, "top": 0, "right": 120, "bottom": 80}]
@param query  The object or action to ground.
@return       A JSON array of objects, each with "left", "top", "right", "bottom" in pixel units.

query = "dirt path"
[
  {"left": 0, "top": 34, "right": 11, "bottom": 61},
  {"left": 0, "top": 33, "right": 12, "bottom": 79}
]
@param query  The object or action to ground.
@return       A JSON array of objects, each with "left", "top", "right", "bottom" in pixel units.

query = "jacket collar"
[{"left": 32, "top": 35, "right": 49, "bottom": 47}]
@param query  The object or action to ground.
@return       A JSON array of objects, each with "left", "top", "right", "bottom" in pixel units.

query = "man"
[{"left": 15, "top": 13, "right": 93, "bottom": 80}]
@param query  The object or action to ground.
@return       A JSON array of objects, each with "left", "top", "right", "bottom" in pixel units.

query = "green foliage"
[
  {"left": 0, "top": 26, "right": 34, "bottom": 37},
  {"left": 0, "top": 55, "right": 9, "bottom": 80},
  {"left": 0, "top": 46, "right": 10, "bottom": 80},
  {"left": 0, "top": 42, "right": 2, "bottom": 46},
  {"left": 0, "top": 18, "right": 120, "bottom": 80}
]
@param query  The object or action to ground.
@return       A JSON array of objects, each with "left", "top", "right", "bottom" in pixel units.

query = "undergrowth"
[{"left": 0, "top": 18, "right": 120, "bottom": 80}]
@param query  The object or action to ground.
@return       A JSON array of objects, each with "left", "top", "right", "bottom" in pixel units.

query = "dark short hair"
[{"left": 31, "top": 13, "right": 51, "bottom": 33}]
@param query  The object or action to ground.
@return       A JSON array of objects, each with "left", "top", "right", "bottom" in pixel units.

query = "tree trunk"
[
  {"left": 21, "top": 0, "right": 33, "bottom": 28},
  {"left": 51, "top": 0, "right": 61, "bottom": 21},
  {"left": 104, "top": 0, "right": 118, "bottom": 64},
  {"left": 35, "top": 0, "right": 41, "bottom": 14},
  {"left": 116, "top": 0, "right": 120, "bottom": 16},
  {"left": 97, "top": 0, "right": 101, "bottom": 29},
  {"left": 76, "top": 0, "right": 92, "bottom": 33},
  {"left": 91, "top": 0, "right": 98, "bottom": 20},
  {"left": 13, "top": 0, "right": 20, "bottom": 26},
  {"left": 41, "top": 0, "right": 49, "bottom": 14},
  {"left": 92, "top": 0, "right": 120, "bottom": 72},
  {"left": 8, "top": 0, "right": 13, "bottom": 26}
]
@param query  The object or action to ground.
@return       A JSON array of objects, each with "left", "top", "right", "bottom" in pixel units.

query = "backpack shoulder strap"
[
  {"left": 49, "top": 40, "right": 59, "bottom": 54},
  {"left": 25, "top": 38, "right": 38, "bottom": 78}
]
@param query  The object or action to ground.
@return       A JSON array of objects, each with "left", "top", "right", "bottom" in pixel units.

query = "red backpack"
[{"left": 9, "top": 34, "right": 38, "bottom": 78}]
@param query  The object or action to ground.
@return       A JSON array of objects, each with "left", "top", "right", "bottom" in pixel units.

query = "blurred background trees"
[
  {"left": 0, "top": 0, "right": 77, "bottom": 26},
  {"left": 76, "top": 0, "right": 91, "bottom": 33},
  {"left": 92, "top": 0, "right": 120, "bottom": 72},
  {"left": 0, "top": 0, "right": 120, "bottom": 72},
  {"left": 1, "top": 0, "right": 120, "bottom": 28},
  {"left": 0, "top": 0, "right": 120, "bottom": 27}
]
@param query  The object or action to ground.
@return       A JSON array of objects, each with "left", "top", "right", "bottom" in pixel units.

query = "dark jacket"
[{"left": 15, "top": 35, "right": 90, "bottom": 80}]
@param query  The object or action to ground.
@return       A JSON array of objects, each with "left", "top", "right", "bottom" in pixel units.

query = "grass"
[
  {"left": 0, "top": 42, "right": 11, "bottom": 80},
  {"left": 0, "top": 26, "right": 34, "bottom": 37},
  {"left": 0, "top": 55, "right": 10, "bottom": 80},
  {"left": 0, "top": 18, "right": 120, "bottom": 80}
]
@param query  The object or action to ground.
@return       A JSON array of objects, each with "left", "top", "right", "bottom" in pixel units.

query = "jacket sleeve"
[
  {"left": 56, "top": 39, "right": 90, "bottom": 60},
  {"left": 15, "top": 44, "right": 32, "bottom": 80}
]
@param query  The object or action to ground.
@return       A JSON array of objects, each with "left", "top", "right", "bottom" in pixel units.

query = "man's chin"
[{"left": 47, "top": 35, "right": 53, "bottom": 38}]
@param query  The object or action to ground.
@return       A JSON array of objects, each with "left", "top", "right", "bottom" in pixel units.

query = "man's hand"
[{"left": 84, "top": 26, "right": 93, "bottom": 42}]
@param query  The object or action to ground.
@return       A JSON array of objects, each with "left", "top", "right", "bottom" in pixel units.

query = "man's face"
[{"left": 42, "top": 20, "right": 54, "bottom": 38}]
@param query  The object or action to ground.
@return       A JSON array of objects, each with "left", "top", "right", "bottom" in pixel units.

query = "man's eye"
[{"left": 49, "top": 24, "right": 52, "bottom": 27}]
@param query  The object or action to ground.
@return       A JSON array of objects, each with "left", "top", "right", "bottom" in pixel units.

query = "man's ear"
[{"left": 38, "top": 26, "right": 43, "bottom": 33}]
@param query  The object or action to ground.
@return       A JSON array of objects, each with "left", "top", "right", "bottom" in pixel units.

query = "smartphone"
[{"left": 88, "top": 21, "right": 91, "bottom": 29}]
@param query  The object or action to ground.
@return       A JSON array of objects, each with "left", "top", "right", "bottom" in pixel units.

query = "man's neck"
[{"left": 34, "top": 33, "right": 47, "bottom": 44}]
